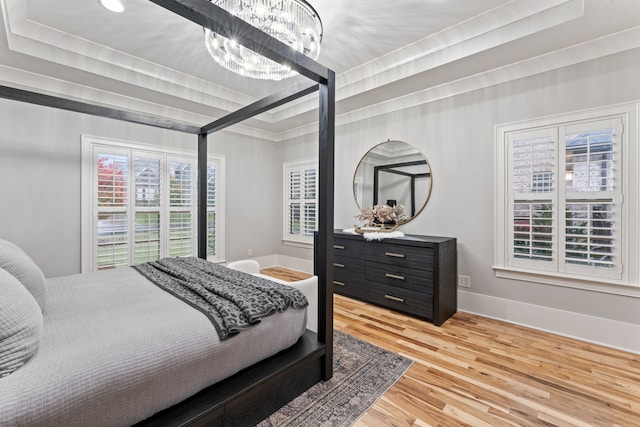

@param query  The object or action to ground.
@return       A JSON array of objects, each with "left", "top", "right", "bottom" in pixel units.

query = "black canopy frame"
[
  {"left": 0, "top": 0, "right": 334, "bottom": 425},
  {"left": 373, "top": 160, "right": 430, "bottom": 216}
]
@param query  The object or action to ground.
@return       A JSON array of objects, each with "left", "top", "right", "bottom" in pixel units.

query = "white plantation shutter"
[
  {"left": 289, "top": 204, "right": 301, "bottom": 235},
  {"left": 506, "top": 117, "right": 623, "bottom": 280},
  {"left": 96, "top": 151, "right": 129, "bottom": 270},
  {"left": 284, "top": 161, "right": 318, "bottom": 244},
  {"left": 304, "top": 168, "right": 316, "bottom": 199},
  {"left": 134, "top": 157, "right": 161, "bottom": 207},
  {"left": 134, "top": 212, "right": 160, "bottom": 264},
  {"left": 512, "top": 202, "right": 553, "bottom": 263},
  {"left": 169, "top": 161, "right": 192, "bottom": 206},
  {"left": 207, "top": 165, "right": 217, "bottom": 257},
  {"left": 290, "top": 170, "right": 301, "bottom": 199},
  {"left": 97, "top": 153, "right": 128, "bottom": 206},
  {"left": 511, "top": 134, "right": 555, "bottom": 195},
  {"left": 561, "top": 118, "right": 622, "bottom": 278},
  {"left": 134, "top": 156, "right": 161, "bottom": 264},
  {"left": 97, "top": 213, "right": 128, "bottom": 270},
  {"left": 564, "top": 202, "right": 615, "bottom": 268},
  {"left": 303, "top": 168, "right": 317, "bottom": 236},
  {"left": 83, "top": 138, "right": 224, "bottom": 272},
  {"left": 169, "top": 212, "right": 192, "bottom": 256},
  {"left": 508, "top": 129, "right": 557, "bottom": 271},
  {"left": 169, "top": 159, "right": 195, "bottom": 257},
  {"left": 288, "top": 170, "right": 301, "bottom": 235},
  {"left": 564, "top": 128, "right": 615, "bottom": 193},
  {"left": 303, "top": 203, "right": 316, "bottom": 236}
]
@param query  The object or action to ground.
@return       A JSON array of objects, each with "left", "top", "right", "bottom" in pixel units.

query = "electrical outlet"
[
  {"left": 458, "top": 275, "right": 471, "bottom": 288},
  {"left": 248, "top": 249, "right": 253, "bottom": 256}
]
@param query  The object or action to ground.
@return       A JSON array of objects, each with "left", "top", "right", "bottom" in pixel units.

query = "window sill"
[
  {"left": 282, "top": 239, "right": 314, "bottom": 249},
  {"left": 493, "top": 266, "right": 640, "bottom": 298}
]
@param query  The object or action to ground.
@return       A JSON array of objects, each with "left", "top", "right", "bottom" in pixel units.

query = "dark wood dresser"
[{"left": 333, "top": 230, "right": 457, "bottom": 326}]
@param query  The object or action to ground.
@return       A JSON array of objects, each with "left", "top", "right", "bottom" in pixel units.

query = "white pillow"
[
  {"left": 0, "top": 238, "right": 47, "bottom": 312},
  {"left": 0, "top": 268, "right": 43, "bottom": 377}
]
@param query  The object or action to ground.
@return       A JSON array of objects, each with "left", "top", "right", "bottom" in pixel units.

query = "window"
[
  {"left": 283, "top": 160, "right": 318, "bottom": 245},
  {"left": 353, "top": 176, "right": 363, "bottom": 207},
  {"left": 82, "top": 136, "right": 224, "bottom": 272},
  {"left": 168, "top": 159, "right": 194, "bottom": 257},
  {"left": 495, "top": 104, "right": 639, "bottom": 294}
]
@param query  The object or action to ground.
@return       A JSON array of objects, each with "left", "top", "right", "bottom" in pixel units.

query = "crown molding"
[
  {"left": 1, "top": 0, "right": 583, "bottom": 128},
  {"left": 1, "top": 0, "right": 261, "bottom": 117},
  {"left": 2, "top": 0, "right": 638, "bottom": 143},
  {"left": 0, "top": 63, "right": 280, "bottom": 141},
  {"left": 276, "top": 25, "right": 640, "bottom": 142},
  {"left": 269, "top": 0, "right": 584, "bottom": 122}
]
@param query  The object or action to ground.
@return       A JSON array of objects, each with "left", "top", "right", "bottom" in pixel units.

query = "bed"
[
  {"left": 1, "top": 241, "right": 308, "bottom": 426},
  {"left": 0, "top": 1, "right": 335, "bottom": 425}
]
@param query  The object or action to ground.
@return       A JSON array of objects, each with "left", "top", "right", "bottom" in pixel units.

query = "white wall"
[
  {"left": 0, "top": 100, "right": 282, "bottom": 277},
  {"left": 281, "top": 48, "right": 640, "bottom": 352},
  {"left": 207, "top": 131, "right": 283, "bottom": 261},
  {"left": 276, "top": 134, "right": 318, "bottom": 260},
  {"left": 1, "top": 46, "right": 639, "bottom": 351}
]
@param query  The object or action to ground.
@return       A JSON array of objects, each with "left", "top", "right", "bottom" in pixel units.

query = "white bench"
[{"left": 226, "top": 260, "right": 318, "bottom": 333}]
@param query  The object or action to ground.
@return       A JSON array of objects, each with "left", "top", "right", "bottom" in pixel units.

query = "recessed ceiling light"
[{"left": 99, "top": 0, "right": 124, "bottom": 13}]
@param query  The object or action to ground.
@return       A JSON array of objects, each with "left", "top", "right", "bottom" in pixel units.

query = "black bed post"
[
  {"left": 317, "top": 69, "right": 335, "bottom": 380},
  {"left": 411, "top": 176, "right": 416, "bottom": 216},
  {"left": 197, "top": 132, "right": 208, "bottom": 259},
  {"left": 373, "top": 166, "right": 379, "bottom": 206}
]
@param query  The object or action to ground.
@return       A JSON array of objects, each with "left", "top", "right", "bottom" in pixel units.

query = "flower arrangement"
[{"left": 355, "top": 204, "right": 409, "bottom": 227}]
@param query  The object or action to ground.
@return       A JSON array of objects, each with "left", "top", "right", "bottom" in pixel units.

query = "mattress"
[{"left": 0, "top": 267, "right": 307, "bottom": 426}]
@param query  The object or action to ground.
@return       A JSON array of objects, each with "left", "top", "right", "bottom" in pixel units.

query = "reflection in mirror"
[{"left": 354, "top": 140, "right": 432, "bottom": 223}]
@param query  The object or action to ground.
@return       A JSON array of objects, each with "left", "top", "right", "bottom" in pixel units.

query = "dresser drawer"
[
  {"left": 365, "top": 242, "right": 433, "bottom": 271},
  {"left": 332, "top": 274, "right": 366, "bottom": 299},
  {"left": 352, "top": 282, "right": 433, "bottom": 320},
  {"left": 364, "top": 261, "right": 433, "bottom": 293},
  {"left": 333, "top": 256, "right": 364, "bottom": 281},
  {"left": 333, "top": 237, "right": 365, "bottom": 258}
]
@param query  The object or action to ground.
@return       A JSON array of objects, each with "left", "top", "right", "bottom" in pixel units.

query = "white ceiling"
[{"left": 0, "top": 0, "right": 639, "bottom": 138}]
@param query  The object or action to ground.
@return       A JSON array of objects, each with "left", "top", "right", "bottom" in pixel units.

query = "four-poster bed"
[
  {"left": 373, "top": 160, "right": 430, "bottom": 217},
  {"left": 0, "top": 0, "right": 334, "bottom": 425}
]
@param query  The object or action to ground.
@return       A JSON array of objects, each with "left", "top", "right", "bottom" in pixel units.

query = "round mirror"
[{"left": 353, "top": 140, "right": 432, "bottom": 224}]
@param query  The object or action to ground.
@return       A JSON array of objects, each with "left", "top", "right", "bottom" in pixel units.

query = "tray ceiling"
[{"left": 1, "top": 0, "right": 639, "bottom": 138}]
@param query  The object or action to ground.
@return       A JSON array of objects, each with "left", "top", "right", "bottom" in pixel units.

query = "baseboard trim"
[{"left": 458, "top": 291, "right": 640, "bottom": 354}]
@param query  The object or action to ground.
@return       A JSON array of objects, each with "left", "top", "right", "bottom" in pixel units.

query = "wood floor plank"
[
  {"left": 332, "top": 295, "right": 640, "bottom": 427},
  {"left": 259, "top": 266, "right": 312, "bottom": 282}
]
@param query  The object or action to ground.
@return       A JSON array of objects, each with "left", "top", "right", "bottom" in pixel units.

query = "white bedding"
[{"left": 0, "top": 267, "right": 307, "bottom": 426}]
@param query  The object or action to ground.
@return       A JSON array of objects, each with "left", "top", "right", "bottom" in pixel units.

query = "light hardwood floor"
[
  {"left": 333, "top": 294, "right": 640, "bottom": 427},
  {"left": 260, "top": 266, "right": 312, "bottom": 282}
]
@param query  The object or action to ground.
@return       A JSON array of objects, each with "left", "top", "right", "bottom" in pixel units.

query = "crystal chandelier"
[{"left": 204, "top": 0, "right": 323, "bottom": 80}]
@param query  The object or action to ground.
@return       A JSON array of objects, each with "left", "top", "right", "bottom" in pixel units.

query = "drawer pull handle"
[
  {"left": 333, "top": 281, "right": 346, "bottom": 286},
  {"left": 333, "top": 245, "right": 345, "bottom": 250},
  {"left": 384, "top": 294, "right": 405, "bottom": 303},
  {"left": 385, "top": 252, "right": 406, "bottom": 258},
  {"left": 333, "top": 263, "right": 345, "bottom": 268},
  {"left": 385, "top": 273, "right": 405, "bottom": 281}
]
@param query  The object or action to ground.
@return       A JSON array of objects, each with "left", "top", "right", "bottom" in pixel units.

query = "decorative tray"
[{"left": 354, "top": 224, "right": 398, "bottom": 234}]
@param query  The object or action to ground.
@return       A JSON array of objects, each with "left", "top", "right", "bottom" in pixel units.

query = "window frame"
[
  {"left": 283, "top": 159, "right": 318, "bottom": 247},
  {"left": 81, "top": 135, "right": 225, "bottom": 272},
  {"left": 494, "top": 103, "right": 640, "bottom": 297}
]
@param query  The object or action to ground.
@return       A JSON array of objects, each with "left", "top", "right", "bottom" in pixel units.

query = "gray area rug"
[{"left": 257, "top": 330, "right": 413, "bottom": 427}]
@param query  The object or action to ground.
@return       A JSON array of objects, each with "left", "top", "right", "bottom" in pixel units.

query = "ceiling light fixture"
[
  {"left": 204, "top": 0, "right": 323, "bottom": 80},
  {"left": 99, "top": 0, "right": 124, "bottom": 13}
]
